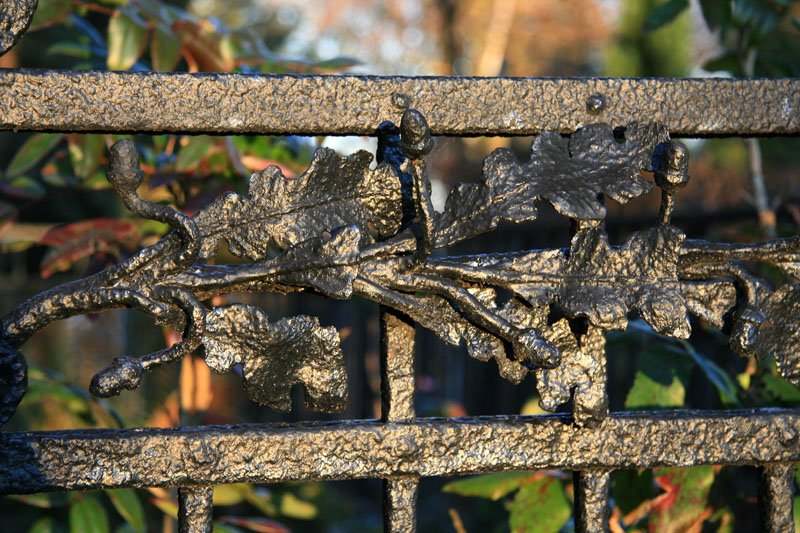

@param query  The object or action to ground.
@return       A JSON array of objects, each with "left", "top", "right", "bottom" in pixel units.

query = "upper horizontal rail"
[
  {"left": 1, "top": 409, "right": 798, "bottom": 493},
  {"left": 1, "top": 70, "right": 799, "bottom": 136}
]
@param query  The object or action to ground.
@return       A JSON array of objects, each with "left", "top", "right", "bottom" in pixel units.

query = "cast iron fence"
[{"left": 2, "top": 2, "right": 800, "bottom": 531}]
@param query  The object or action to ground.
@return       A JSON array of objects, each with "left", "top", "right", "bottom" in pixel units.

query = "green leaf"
[
  {"left": 703, "top": 53, "right": 742, "bottom": 75},
  {"left": 5, "top": 492, "right": 68, "bottom": 509},
  {"left": 508, "top": 476, "right": 570, "bottom": 533},
  {"left": 649, "top": 467, "right": 714, "bottom": 531},
  {"left": 312, "top": 56, "right": 361, "bottom": 72},
  {"left": 30, "top": 0, "right": 72, "bottom": 30},
  {"left": 68, "top": 135, "right": 105, "bottom": 181},
  {"left": 151, "top": 26, "right": 181, "bottom": 71},
  {"left": 677, "top": 341, "right": 742, "bottom": 407},
  {"left": 611, "top": 470, "right": 655, "bottom": 515},
  {"left": 645, "top": 0, "right": 689, "bottom": 31},
  {"left": 625, "top": 345, "right": 693, "bottom": 409},
  {"left": 279, "top": 492, "right": 317, "bottom": 520},
  {"left": 176, "top": 137, "right": 215, "bottom": 171},
  {"left": 107, "top": 11, "right": 148, "bottom": 70},
  {"left": 0, "top": 176, "right": 46, "bottom": 200},
  {"left": 70, "top": 494, "right": 110, "bottom": 533},
  {"left": 794, "top": 495, "right": 800, "bottom": 530},
  {"left": 106, "top": 489, "right": 145, "bottom": 533},
  {"left": 29, "top": 517, "right": 62, "bottom": 533},
  {"left": 442, "top": 471, "right": 534, "bottom": 501},
  {"left": 213, "top": 484, "right": 246, "bottom": 507},
  {"left": 46, "top": 42, "right": 92, "bottom": 59},
  {"left": 6, "top": 133, "right": 64, "bottom": 177},
  {"left": 763, "top": 374, "right": 800, "bottom": 404}
]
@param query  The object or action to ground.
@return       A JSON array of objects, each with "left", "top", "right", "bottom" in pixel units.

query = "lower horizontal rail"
[{"left": 1, "top": 409, "right": 798, "bottom": 494}]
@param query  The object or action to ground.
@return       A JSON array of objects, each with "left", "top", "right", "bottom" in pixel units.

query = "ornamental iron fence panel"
[{"left": 2, "top": 2, "right": 800, "bottom": 532}]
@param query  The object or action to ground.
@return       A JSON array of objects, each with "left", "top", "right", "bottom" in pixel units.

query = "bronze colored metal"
[
  {"left": 2, "top": 70, "right": 800, "bottom": 136},
  {"left": 1, "top": 411, "right": 799, "bottom": 494},
  {"left": 0, "top": 0, "right": 37, "bottom": 56},
  {"left": 2, "top": 11, "right": 800, "bottom": 532},
  {"left": 759, "top": 464, "right": 795, "bottom": 533},
  {"left": 574, "top": 470, "right": 611, "bottom": 533},
  {"left": 178, "top": 486, "right": 213, "bottom": 533}
]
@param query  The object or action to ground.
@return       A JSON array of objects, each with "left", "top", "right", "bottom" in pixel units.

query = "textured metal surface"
[
  {"left": 383, "top": 476, "right": 418, "bottom": 533},
  {"left": 574, "top": 470, "right": 611, "bottom": 533},
  {"left": 759, "top": 464, "right": 796, "bottom": 533},
  {"left": 4, "top": 110, "right": 800, "bottom": 430},
  {"left": 178, "top": 486, "right": 213, "bottom": 533},
  {"left": 0, "top": 0, "right": 37, "bottom": 56},
  {"left": 1, "top": 71, "right": 800, "bottom": 136},
  {"left": 1, "top": 410, "right": 799, "bottom": 494}
]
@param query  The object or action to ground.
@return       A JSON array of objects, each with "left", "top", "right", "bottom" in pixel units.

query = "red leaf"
[
  {"left": 219, "top": 516, "right": 291, "bottom": 533},
  {"left": 38, "top": 219, "right": 140, "bottom": 278}
]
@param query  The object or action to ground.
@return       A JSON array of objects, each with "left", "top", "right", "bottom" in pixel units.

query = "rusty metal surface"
[
  {"left": 1, "top": 70, "right": 800, "bottom": 136},
  {"left": 574, "top": 470, "right": 611, "bottom": 533},
  {"left": 178, "top": 486, "right": 213, "bottom": 533},
  {"left": 759, "top": 464, "right": 795, "bottom": 532},
  {"left": 0, "top": 411, "right": 798, "bottom": 494}
]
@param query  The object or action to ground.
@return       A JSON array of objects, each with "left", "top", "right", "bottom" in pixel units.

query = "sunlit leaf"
[
  {"left": 151, "top": 26, "right": 181, "bottom": 71},
  {"left": 649, "top": 467, "right": 714, "bottom": 532},
  {"left": 508, "top": 476, "right": 570, "bottom": 533},
  {"left": 29, "top": 0, "right": 72, "bottom": 31},
  {"left": 5, "top": 492, "right": 68, "bottom": 509},
  {"left": 442, "top": 471, "right": 534, "bottom": 501},
  {"left": 38, "top": 219, "right": 140, "bottom": 278},
  {"left": 279, "top": 492, "right": 317, "bottom": 519},
  {"left": 68, "top": 134, "right": 105, "bottom": 180},
  {"left": 213, "top": 484, "right": 247, "bottom": 507},
  {"left": 625, "top": 345, "right": 692, "bottom": 409},
  {"left": 107, "top": 489, "right": 145, "bottom": 533},
  {"left": 175, "top": 136, "right": 216, "bottom": 172},
  {"left": 6, "top": 133, "right": 64, "bottom": 177},
  {"left": 107, "top": 10, "right": 148, "bottom": 70},
  {"left": 70, "top": 494, "right": 110, "bottom": 533}
]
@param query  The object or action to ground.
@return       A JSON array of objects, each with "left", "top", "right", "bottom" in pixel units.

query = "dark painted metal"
[
  {"left": 1, "top": 411, "right": 799, "bottom": 494},
  {"left": 1, "top": 71, "right": 800, "bottom": 136},
  {"left": 759, "top": 464, "right": 796, "bottom": 532}
]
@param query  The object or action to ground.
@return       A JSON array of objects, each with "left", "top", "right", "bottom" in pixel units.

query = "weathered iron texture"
[
  {"left": 178, "top": 486, "right": 213, "bottom": 533},
  {"left": 3, "top": 109, "right": 800, "bottom": 431},
  {"left": 1, "top": 411, "right": 798, "bottom": 494},
  {"left": 1, "top": 70, "right": 800, "bottom": 136},
  {"left": 759, "top": 464, "right": 795, "bottom": 532},
  {"left": 0, "top": 0, "right": 37, "bottom": 56},
  {"left": 574, "top": 470, "right": 612, "bottom": 533}
]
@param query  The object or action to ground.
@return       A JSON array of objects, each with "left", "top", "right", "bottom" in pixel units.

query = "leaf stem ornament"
[{"left": 2, "top": 109, "right": 800, "bottom": 428}]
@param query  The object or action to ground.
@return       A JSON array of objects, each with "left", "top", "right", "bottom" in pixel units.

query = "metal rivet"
[{"left": 586, "top": 93, "right": 606, "bottom": 113}]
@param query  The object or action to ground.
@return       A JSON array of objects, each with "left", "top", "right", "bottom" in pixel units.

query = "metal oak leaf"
[
  {"left": 735, "top": 285, "right": 800, "bottom": 386},
  {"left": 433, "top": 122, "right": 668, "bottom": 246},
  {"left": 194, "top": 148, "right": 403, "bottom": 259},
  {"left": 202, "top": 304, "right": 347, "bottom": 412}
]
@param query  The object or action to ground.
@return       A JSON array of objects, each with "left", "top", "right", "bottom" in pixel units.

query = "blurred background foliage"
[{"left": 2, "top": 0, "right": 800, "bottom": 531}]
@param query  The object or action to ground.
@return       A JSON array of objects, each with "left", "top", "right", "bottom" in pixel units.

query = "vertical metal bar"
[
  {"left": 574, "top": 470, "right": 611, "bottom": 533},
  {"left": 759, "top": 463, "right": 795, "bottom": 533},
  {"left": 178, "top": 485, "right": 214, "bottom": 533},
  {"left": 380, "top": 307, "right": 419, "bottom": 532}
]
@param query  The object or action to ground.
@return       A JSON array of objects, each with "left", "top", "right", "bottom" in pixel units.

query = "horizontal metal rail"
[
  {"left": 1, "top": 409, "right": 798, "bottom": 494},
  {"left": 1, "top": 71, "right": 799, "bottom": 136}
]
